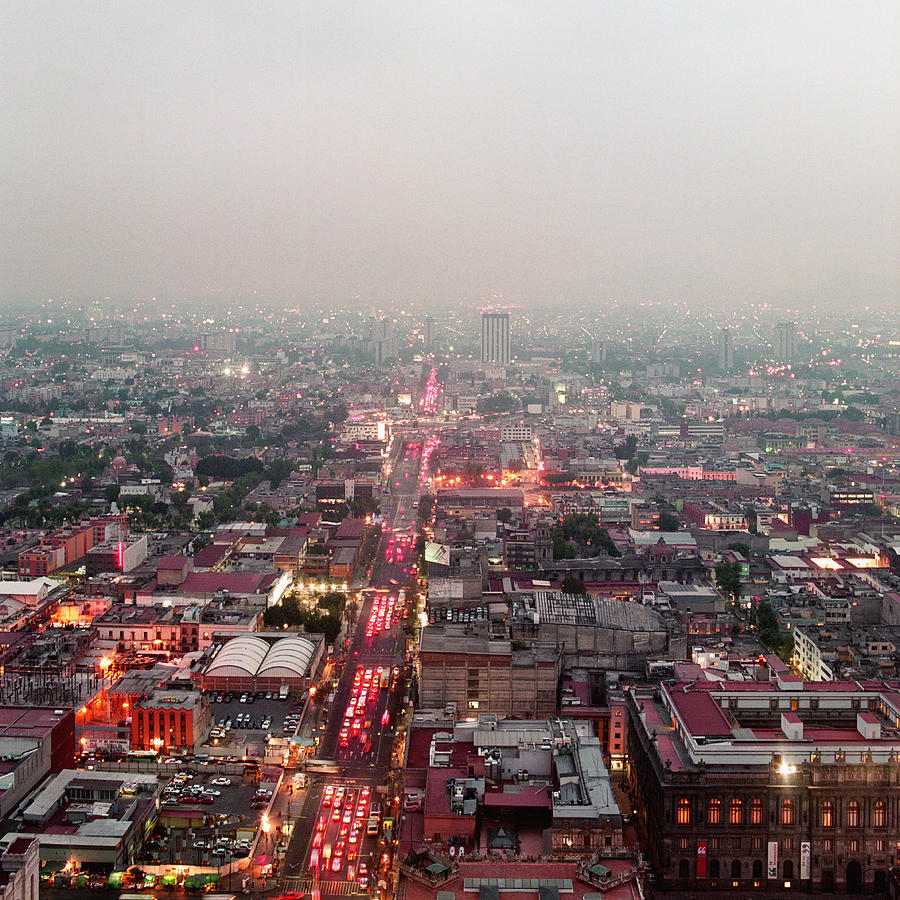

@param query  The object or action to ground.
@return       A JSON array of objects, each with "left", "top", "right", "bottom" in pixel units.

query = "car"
[
  {"left": 316, "top": 815, "right": 327, "bottom": 831},
  {"left": 332, "top": 805, "right": 341, "bottom": 821},
  {"left": 331, "top": 854, "right": 342, "bottom": 872},
  {"left": 211, "top": 777, "right": 231, "bottom": 786},
  {"left": 343, "top": 808, "right": 352, "bottom": 824},
  {"left": 323, "top": 785, "right": 334, "bottom": 806},
  {"left": 312, "top": 832, "right": 323, "bottom": 848},
  {"left": 309, "top": 847, "right": 319, "bottom": 869},
  {"left": 192, "top": 841, "right": 208, "bottom": 851}
]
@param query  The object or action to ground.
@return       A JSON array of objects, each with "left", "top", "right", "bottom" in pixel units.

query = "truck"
[{"left": 278, "top": 684, "right": 290, "bottom": 701}]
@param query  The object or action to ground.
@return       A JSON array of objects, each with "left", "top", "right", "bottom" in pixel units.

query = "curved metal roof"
[
  {"left": 207, "top": 635, "right": 269, "bottom": 676},
  {"left": 257, "top": 636, "right": 316, "bottom": 678}
]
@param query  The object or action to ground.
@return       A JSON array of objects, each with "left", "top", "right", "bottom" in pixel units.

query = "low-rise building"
[
  {"left": 130, "top": 689, "right": 210, "bottom": 753},
  {"left": 7, "top": 769, "right": 162, "bottom": 869}
]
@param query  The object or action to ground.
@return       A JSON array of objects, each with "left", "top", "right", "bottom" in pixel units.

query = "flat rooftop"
[{"left": 633, "top": 678, "right": 900, "bottom": 771}]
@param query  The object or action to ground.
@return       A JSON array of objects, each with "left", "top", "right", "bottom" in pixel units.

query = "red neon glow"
[{"left": 117, "top": 540, "right": 124, "bottom": 570}]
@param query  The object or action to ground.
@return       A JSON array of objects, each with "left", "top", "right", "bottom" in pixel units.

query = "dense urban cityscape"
[
  {"left": 3, "top": 3, "right": 898, "bottom": 900},
  {"left": 0, "top": 300, "right": 896, "bottom": 899}
]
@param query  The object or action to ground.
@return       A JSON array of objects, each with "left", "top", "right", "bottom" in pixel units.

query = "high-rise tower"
[
  {"left": 481, "top": 311, "right": 510, "bottom": 366},
  {"left": 718, "top": 328, "right": 734, "bottom": 370},
  {"left": 775, "top": 322, "right": 796, "bottom": 362}
]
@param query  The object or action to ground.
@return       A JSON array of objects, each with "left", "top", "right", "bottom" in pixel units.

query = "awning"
[
  {"left": 40, "top": 860, "right": 67, "bottom": 876},
  {"left": 107, "top": 872, "right": 125, "bottom": 888},
  {"left": 587, "top": 863, "right": 612, "bottom": 880},
  {"left": 160, "top": 873, "right": 178, "bottom": 886}
]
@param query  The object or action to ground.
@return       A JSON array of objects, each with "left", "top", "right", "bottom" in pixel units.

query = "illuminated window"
[
  {"left": 730, "top": 798, "right": 743, "bottom": 825},
  {"left": 751, "top": 798, "right": 763, "bottom": 825},
  {"left": 847, "top": 801, "right": 859, "bottom": 828},
  {"left": 874, "top": 801, "right": 885, "bottom": 828},
  {"left": 708, "top": 798, "right": 721, "bottom": 824},
  {"left": 821, "top": 801, "right": 834, "bottom": 828},
  {"left": 876, "top": 838, "right": 886, "bottom": 853},
  {"left": 849, "top": 838, "right": 859, "bottom": 853},
  {"left": 782, "top": 798, "right": 794, "bottom": 826},
  {"left": 677, "top": 797, "right": 691, "bottom": 825}
]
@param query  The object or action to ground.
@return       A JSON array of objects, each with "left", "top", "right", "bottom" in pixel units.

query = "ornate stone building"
[{"left": 627, "top": 677, "right": 900, "bottom": 894}]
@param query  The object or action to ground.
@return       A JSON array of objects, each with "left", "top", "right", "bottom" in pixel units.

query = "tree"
[
  {"left": 614, "top": 436, "right": 638, "bottom": 460},
  {"left": 195, "top": 455, "right": 263, "bottom": 479},
  {"left": 715, "top": 560, "right": 742, "bottom": 600},
  {"left": 562, "top": 575, "right": 587, "bottom": 594},
  {"left": 552, "top": 529, "right": 576, "bottom": 560},
  {"left": 496, "top": 507, "right": 513, "bottom": 524},
  {"left": 417, "top": 495, "right": 436, "bottom": 521},
  {"left": 657, "top": 511, "right": 680, "bottom": 531}
]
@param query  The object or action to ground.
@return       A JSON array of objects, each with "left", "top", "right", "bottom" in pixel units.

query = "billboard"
[
  {"left": 425, "top": 542, "right": 450, "bottom": 566},
  {"left": 696, "top": 840, "right": 707, "bottom": 878},
  {"left": 767, "top": 841, "right": 778, "bottom": 879}
]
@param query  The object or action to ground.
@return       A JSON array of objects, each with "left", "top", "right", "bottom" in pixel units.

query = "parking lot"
[
  {"left": 206, "top": 691, "right": 307, "bottom": 752},
  {"left": 148, "top": 768, "right": 277, "bottom": 868}
]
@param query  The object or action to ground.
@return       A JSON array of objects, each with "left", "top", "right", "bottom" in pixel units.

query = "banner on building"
[
  {"left": 425, "top": 542, "right": 450, "bottom": 565},
  {"left": 800, "top": 842, "right": 811, "bottom": 880},
  {"left": 767, "top": 841, "right": 779, "bottom": 879},
  {"left": 696, "top": 840, "right": 707, "bottom": 878}
]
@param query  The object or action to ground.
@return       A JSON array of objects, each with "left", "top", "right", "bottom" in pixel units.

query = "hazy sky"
[{"left": 1, "top": 2, "right": 898, "bottom": 309}]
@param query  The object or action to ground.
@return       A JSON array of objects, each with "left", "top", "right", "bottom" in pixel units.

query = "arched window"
[
  {"left": 822, "top": 800, "right": 834, "bottom": 828},
  {"left": 784, "top": 860, "right": 794, "bottom": 880},
  {"left": 731, "top": 859, "right": 742, "bottom": 880},
  {"left": 753, "top": 859, "right": 763, "bottom": 879},
  {"left": 874, "top": 800, "right": 885, "bottom": 828},
  {"left": 708, "top": 798, "right": 721, "bottom": 824},
  {"left": 730, "top": 797, "right": 743, "bottom": 825},
  {"left": 782, "top": 798, "right": 794, "bottom": 826},
  {"left": 751, "top": 797, "right": 764, "bottom": 825},
  {"left": 677, "top": 797, "right": 691, "bottom": 825},
  {"left": 847, "top": 800, "right": 859, "bottom": 828},
  {"left": 709, "top": 859, "right": 721, "bottom": 879},
  {"left": 679, "top": 859, "right": 690, "bottom": 880}
]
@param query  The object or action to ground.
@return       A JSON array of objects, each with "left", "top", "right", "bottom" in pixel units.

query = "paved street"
[{"left": 278, "top": 435, "right": 426, "bottom": 896}]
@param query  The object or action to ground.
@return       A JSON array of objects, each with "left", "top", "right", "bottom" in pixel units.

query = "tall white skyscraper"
[
  {"left": 775, "top": 322, "right": 796, "bottom": 362},
  {"left": 481, "top": 311, "right": 510, "bottom": 366}
]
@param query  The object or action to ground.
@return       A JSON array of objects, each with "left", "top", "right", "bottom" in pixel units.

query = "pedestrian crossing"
[{"left": 279, "top": 875, "right": 371, "bottom": 896}]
